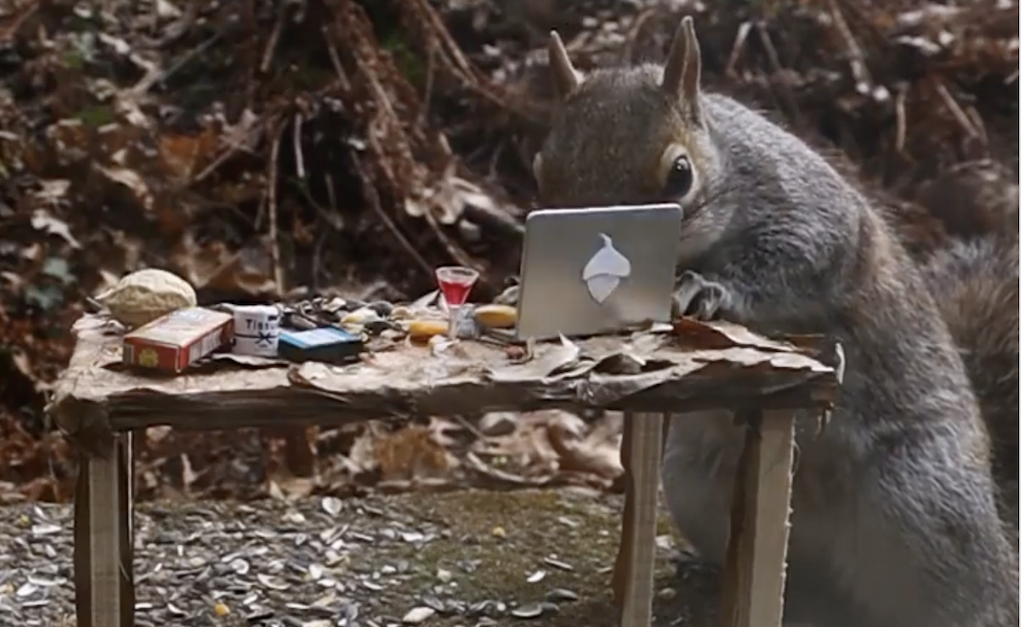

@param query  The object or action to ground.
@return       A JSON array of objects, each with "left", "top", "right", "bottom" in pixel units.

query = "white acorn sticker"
[{"left": 582, "top": 233, "right": 632, "bottom": 304}]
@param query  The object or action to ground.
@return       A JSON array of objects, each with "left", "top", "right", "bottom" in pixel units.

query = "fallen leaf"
[{"left": 30, "top": 208, "right": 79, "bottom": 249}]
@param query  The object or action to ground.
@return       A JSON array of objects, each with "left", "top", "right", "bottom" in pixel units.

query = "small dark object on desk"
[{"left": 278, "top": 327, "right": 364, "bottom": 365}]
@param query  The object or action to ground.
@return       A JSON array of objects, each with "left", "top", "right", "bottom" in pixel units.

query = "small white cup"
[{"left": 231, "top": 305, "right": 281, "bottom": 357}]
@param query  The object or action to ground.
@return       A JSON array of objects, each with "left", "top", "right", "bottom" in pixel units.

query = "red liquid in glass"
[{"left": 438, "top": 278, "right": 474, "bottom": 306}]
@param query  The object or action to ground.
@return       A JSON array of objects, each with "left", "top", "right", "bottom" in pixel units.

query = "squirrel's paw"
[
  {"left": 672, "top": 271, "right": 731, "bottom": 321},
  {"left": 494, "top": 283, "right": 520, "bottom": 306}
]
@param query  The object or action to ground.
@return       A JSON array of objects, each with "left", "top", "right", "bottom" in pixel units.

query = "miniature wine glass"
[{"left": 435, "top": 265, "right": 480, "bottom": 340}]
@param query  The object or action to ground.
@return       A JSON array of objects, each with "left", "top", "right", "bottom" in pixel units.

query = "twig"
[
  {"left": 352, "top": 154, "right": 433, "bottom": 279},
  {"left": 725, "top": 21, "right": 753, "bottom": 78},
  {"left": 828, "top": 0, "right": 872, "bottom": 89},
  {"left": 933, "top": 79, "right": 981, "bottom": 139},
  {"left": 323, "top": 27, "right": 352, "bottom": 91},
  {"left": 261, "top": 2, "right": 287, "bottom": 73},
  {"left": 420, "top": 196, "right": 477, "bottom": 268},
  {"left": 191, "top": 121, "right": 266, "bottom": 185},
  {"left": 292, "top": 113, "right": 306, "bottom": 180},
  {"left": 418, "top": 46, "right": 437, "bottom": 126},
  {"left": 266, "top": 122, "right": 285, "bottom": 297},
  {"left": 130, "top": 33, "right": 222, "bottom": 96},
  {"left": 894, "top": 84, "right": 907, "bottom": 154},
  {"left": 963, "top": 105, "right": 989, "bottom": 148}
]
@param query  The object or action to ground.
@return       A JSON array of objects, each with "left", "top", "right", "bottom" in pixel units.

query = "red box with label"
[{"left": 122, "top": 307, "right": 233, "bottom": 373}]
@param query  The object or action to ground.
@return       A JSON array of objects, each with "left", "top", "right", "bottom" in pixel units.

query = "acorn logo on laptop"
[{"left": 582, "top": 233, "right": 632, "bottom": 304}]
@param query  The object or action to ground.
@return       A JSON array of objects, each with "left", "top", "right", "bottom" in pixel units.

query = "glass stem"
[{"left": 447, "top": 304, "right": 460, "bottom": 340}]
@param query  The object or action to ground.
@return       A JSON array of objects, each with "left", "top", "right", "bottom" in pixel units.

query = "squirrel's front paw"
[
  {"left": 493, "top": 280, "right": 521, "bottom": 306},
  {"left": 672, "top": 271, "right": 731, "bottom": 321}
]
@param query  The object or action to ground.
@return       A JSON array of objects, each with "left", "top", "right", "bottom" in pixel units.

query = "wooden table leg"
[
  {"left": 614, "top": 412, "right": 666, "bottom": 627},
  {"left": 74, "top": 431, "right": 135, "bottom": 627},
  {"left": 719, "top": 410, "right": 797, "bottom": 627},
  {"left": 612, "top": 413, "right": 672, "bottom": 607}
]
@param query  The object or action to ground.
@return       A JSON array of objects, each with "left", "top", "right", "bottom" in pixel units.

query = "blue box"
[{"left": 278, "top": 327, "right": 364, "bottom": 364}]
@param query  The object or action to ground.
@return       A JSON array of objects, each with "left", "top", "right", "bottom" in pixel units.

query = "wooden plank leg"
[
  {"left": 612, "top": 413, "right": 672, "bottom": 606},
  {"left": 719, "top": 410, "right": 797, "bottom": 627},
  {"left": 615, "top": 412, "right": 666, "bottom": 627},
  {"left": 74, "top": 431, "right": 135, "bottom": 627}
]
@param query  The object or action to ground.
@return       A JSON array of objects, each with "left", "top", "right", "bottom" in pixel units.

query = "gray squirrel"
[{"left": 522, "top": 17, "right": 1019, "bottom": 627}]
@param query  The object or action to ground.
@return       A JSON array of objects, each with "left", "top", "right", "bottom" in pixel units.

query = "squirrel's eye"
[{"left": 664, "top": 155, "right": 693, "bottom": 199}]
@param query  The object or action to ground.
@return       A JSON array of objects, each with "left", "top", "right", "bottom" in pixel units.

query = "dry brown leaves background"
[{"left": 0, "top": 0, "right": 1017, "bottom": 504}]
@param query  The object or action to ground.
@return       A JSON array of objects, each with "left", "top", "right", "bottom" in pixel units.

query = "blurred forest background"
[{"left": 0, "top": 0, "right": 1018, "bottom": 504}]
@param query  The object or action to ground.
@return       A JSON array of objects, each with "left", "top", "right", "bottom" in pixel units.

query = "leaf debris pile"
[{"left": 0, "top": 0, "right": 1017, "bottom": 503}]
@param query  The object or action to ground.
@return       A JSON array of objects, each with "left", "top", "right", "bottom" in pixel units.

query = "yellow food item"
[
  {"left": 474, "top": 304, "right": 517, "bottom": 329},
  {"left": 407, "top": 319, "right": 449, "bottom": 339},
  {"left": 94, "top": 268, "right": 197, "bottom": 328}
]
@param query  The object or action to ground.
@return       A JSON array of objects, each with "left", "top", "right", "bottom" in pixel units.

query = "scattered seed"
[
  {"left": 308, "top": 563, "right": 323, "bottom": 581},
  {"left": 542, "top": 557, "right": 573, "bottom": 571},
  {"left": 27, "top": 574, "right": 65, "bottom": 587},
  {"left": 545, "top": 588, "right": 579, "bottom": 603},
  {"left": 421, "top": 595, "right": 445, "bottom": 612},
  {"left": 16, "top": 582, "right": 38, "bottom": 597},
  {"left": 257, "top": 574, "right": 290, "bottom": 591},
  {"left": 402, "top": 606, "right": 436, "bottom": 624},
  {"left": 400, "top": 531, "right": 425, "bottom": 543},
  {"left": 510, "top": 602, "right": 545, "bottom": 619},
  {"left": 321, "top": 497, "right": 342, "bottom": 516},
  {"left": 30, "top": 524, "right": 61, "bottom": 537},
  {"left": 167, "top": 602, "right": 186, "bottom": 616}
]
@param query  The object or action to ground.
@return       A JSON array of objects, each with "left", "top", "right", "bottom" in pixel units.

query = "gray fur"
[
  {"left": 919, "top": 235, "right": 1019, "bottom": 514},
  {"left": 534, "top": 52, "right": 1019, "bottom": 627}
]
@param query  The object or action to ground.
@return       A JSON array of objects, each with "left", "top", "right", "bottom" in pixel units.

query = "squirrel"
[
  {"left": 523, "top": 17, "right": 1019, "bottom": 627},
  {"left": 918, "top": 233, "right": 1019, "bottom": 521},
  {"left": 912, "top": 160, "right": 1019, "bottom": 510}
]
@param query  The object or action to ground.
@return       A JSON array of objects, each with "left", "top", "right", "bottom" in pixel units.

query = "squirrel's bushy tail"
[
  {"left": 912, "top": 161, "right": 1019, "bottom": 521},
  {"left": 920, "top": 236, "right": 1018, "bottom": 472}
]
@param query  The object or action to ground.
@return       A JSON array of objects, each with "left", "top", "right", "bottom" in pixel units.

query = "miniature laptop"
[{"left": 515, "top": 203, "right": 683, "bottom": 340}]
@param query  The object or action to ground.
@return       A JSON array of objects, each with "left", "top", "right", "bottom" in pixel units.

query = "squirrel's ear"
[
  {"left": 548, "top": 30, "right": 581, "bottom": 99},
  {"left": 661, "top": 17, "right": 704, "bottom": 124}
]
